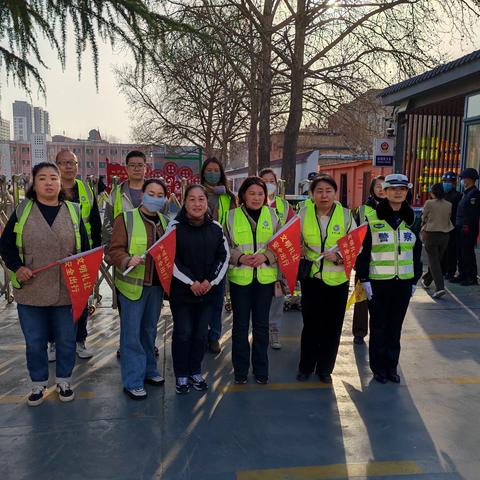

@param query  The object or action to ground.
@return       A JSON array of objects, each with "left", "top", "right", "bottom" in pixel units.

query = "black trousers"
[
  {"left": 368, "top": 280, "right": 412, "bottom": 376},
  {"left": 442, "top": 229, "right": 458, "bottom": 276},
  {"left": 299, "top": 278, "right": 349, "bottom": 376},
  {"left": 457, "top": 227, "right": 478, "bottom": 281},
  {"left": 230, "top": 280, "right": 273, "bottom": 377},
  {"left": 170, "top": 300, "right": 214, "bottom": 378}
]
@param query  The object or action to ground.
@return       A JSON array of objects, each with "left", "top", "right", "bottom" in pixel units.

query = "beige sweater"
[{"left": 421, "top": 199, "right": 454, "bottom": 233}]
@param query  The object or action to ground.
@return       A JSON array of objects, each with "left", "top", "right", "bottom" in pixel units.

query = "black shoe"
[
  {"left": 175, "top": 378, "right": 190, "bottom": 394},
  {"left": 255, "top": 375, "right": 268, "bottom": 384},
  {"left": 318, "top": 374, "right": 332, "bottom": 384},
  {"left": 189, "top": 375, "right": 208, "bottom": 391},
  {"left": 296, "top": 372, "right": 311, "bottom": 382},
  {"left": 460, "top": 278, "right": 478, "bottom": 286},
  {"left": 27, "top": 386, "right": 46, "bottom": 407},
  {"left": 208, "top": 339, "right": 221, "bottom": 354},
  {"left": 56, "top": 382, "right": 75, "bottom": 402},
  {"left": 373, "top": 373, "right": 388, "bottom": 384},
  {"left": 449, "top": 276, "right": 464, "bottom": 283},
  {"left": 353, "top": 336, "right": 365, "bottom": 345},
  {"left": 154, "top": 346, "right": 159, "bottom": 358},
  {"left": 387, "top": 373, "right": 401, "bottom": 383},
  {"left": 144, "top": 375, "right": 165, "bottom": 386},
  {"left": 234, "top": 375, "right": 248, "bottom": 384}
]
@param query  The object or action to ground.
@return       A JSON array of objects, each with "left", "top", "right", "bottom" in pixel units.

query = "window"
[
  {"left": 99, "top": 148, "right": 106, "bottom": 155},
  {"left": 99, "top": 162, "right": 106, "bottom": 168},
  {"left": 73, "top": 148, "right": 80, "bottom": 154},
  {"left": 86, "top": 148, "right": 93, "bottom": 155},
  {"left": 466, "top": 92, "right": 480, "bottom": 119},
  {"left": 110, "top": 149, "right": 117, "bottom": 155},
  {"left": 22, "top": 147, "right": 29, "bottom": 153}
]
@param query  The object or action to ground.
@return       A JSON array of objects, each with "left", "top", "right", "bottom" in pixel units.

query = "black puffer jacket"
[
  {"left": 170, "top": 208, "right": 229, "bottom": 303},
  {"left": 355, "top": 199, "right": 422, "bottom": 283}
]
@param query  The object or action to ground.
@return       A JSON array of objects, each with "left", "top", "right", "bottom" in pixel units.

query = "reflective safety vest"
[
  {"left": 75, "top": 179, "right": 94, "bottom": 247},
  {"left": 367, "top": 211, "right": 415, "bottom": 280},
  {"left": 227, "top": 206, "right": 278, "bottom": 286},
  {"left": 300, "top": 201, "right": 352, "bottom": 286},
  {"left": 274, "top": 195, "right": 290, "bottom": 226},
  {"left": 112, "top": 183, "right": 135, "bottom": 220},
  {"left": 11, "top": 199, "right": 82, "bottom": 288},
  {"left": 217, "top": 194, "right": 232, "bottom": 226},
  {"left": 358, "top": 204, "right": 375, "bottom": 224},
  {"left": 114, "top": 208, "right": 169, "bottom": 301}
]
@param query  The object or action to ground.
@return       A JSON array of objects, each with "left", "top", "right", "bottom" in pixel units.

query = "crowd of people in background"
[{"left": 0, "top": 149, "right": 478, "bottom": 406}]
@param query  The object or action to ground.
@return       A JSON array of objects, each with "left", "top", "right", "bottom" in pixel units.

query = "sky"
[{"left": 1, "top": 17, "right": 479, "bottom": 144}]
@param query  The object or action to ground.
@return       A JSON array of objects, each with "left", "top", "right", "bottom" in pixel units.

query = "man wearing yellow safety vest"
[
  {"left": 259, "top": 168, "right": 296, "bottom": 350},
  {"left": 52, "top": 150, "right": 102, "bottom": 361},
  {"left": 102, "top": 150, "right": 148, "bottom": 255},
  {"left": 355, "top": 174, "right": 422, "bottom": 384},
  {"left": 351, "top": 175, "right": 385, "bottom": 346},
  {"left": 297, "top": 175, "right": 356, "bottom": 384}
]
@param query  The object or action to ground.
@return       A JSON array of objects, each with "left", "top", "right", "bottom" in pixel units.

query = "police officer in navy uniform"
[
  {"left": 441, "top": 172, "right": 462, "bottom": 279},
  {"left": 450, "top": 168, "right": 480, "bottom": 286}
]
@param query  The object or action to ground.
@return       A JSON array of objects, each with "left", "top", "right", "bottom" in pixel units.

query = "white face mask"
[{"left": 266, "top": 183, "right": 277, "bottom": 195}]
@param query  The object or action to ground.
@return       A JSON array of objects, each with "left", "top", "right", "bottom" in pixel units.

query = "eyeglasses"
[
  {"left": 127, "top": 163, "right": 146, "bottom": 169},
  {"left": 57, "top": 161, "right": 77, "bottom": 167}
]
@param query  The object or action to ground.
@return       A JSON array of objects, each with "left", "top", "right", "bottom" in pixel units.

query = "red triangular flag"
[
  {"left": 337, "top": 223, "right": 368, "bottom": 278},
  {"left": 148, "top": 229, "right": 176, "bottom": 295},
  {"left": 60, "top": 246, "right": 104, "bottom": 322},
  {"left": 267, "top": 217, "right": 301, "bottom": 293}
]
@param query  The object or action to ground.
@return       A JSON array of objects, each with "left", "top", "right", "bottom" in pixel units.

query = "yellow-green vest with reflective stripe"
[
  {"left": 113, "top": 185, "right": 124, "bottom": 219},
  {"left": 274, "top": 195, "right": 289, "bottom": 226},
  {"left": 11, "top": 199, "right": 82, "bottom": 288},
  {"left": 367, "top": 211, "right": 415, "bottom": 280},
  {"left": 358, "top": 204, "right": 375, "bottom": 224},
  {"left": 114, "top": 208, "right": 169, "bottom": 301},
  {"left": 217, "top": 194, "right": 232, "bottom": 226},
  {"left": 75, "top": 179, "right": 94, "bottom": 247},
  {"left": 300, "top": 201, "right": 352, "bottom": 286},
  {"left": 227, "top": 206, "right": 278, "bottom": 286}
]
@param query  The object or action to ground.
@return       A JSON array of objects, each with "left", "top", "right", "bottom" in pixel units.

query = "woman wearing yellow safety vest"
[
  {"left": 297, "top": 175, "right": 356, "bottom": 384},
  {"left": 0, "top": 162, "right": 90, "bottom": 406},
  {"left": 351, "top": 175, "right": 385, "bottom": 346},
  {"left": 355, "top": 174, "right": 423, "bottom": 384},
  {"left": 200, "top": 157, "right": 237, "bottom": 355},
  {"left": 259, "top": 168, "right": 296, "bottom": 350},
  {"left": 226, "top": 177, "right": 280, "bottom": 384},
  {"left": 109, "top": 179, "right": 169, "bottom": 400}
]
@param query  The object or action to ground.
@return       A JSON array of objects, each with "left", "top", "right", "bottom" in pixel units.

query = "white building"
[
  {"left": 31, "top": 133, "right": 51, "bottom": 166},
  {"left": 0, "top": 117, "right": 10, "bottom": 142},
  {"left": 0, "top": 143, "right": 12, "bottom": 179}
]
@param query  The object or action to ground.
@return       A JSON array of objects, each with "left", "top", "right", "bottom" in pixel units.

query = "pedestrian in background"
[
  {"left": 109, "top": 179, "right": 169, "bottom": 400},
  {"left": 200, "top": 157, "right": 237, "bottom": 354},
  {"left": 352, "top": 175, "right": 385, "bottom": 345},
  {"left": 421, "top": 183, "right": 453, "bottom": 299},
  {"left": 441, "top": 172, "right": 462, "bottom": 279},
  {"left": 170, "top": 185, "right": 229, "bottom": 394},
  {"left": 297, "top": 175, "right": 356, "bottom": 384},
  {"left": 226, "top": 176, "right": 279, "bottom": 385},
  {"left": 0, "top": 162, "right": 89, "bottom": 406},
  {"left": 259, "top": 168, "right": 296, "bottom": 350},
  {"left": 356, "top": 174, "right": 422, "bottom": 384}
]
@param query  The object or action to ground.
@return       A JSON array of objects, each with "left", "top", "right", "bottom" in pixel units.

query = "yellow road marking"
[
  {"left": 223, "top": 381, "right": 332, "bottom": 393},
  {"left": 236, "top": 460, "right": 423, "bottom": 479},
  {"left": 0, "top": 391, "right": 96, "bottom": 405}
]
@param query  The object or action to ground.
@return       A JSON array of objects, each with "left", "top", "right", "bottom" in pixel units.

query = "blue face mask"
[
  {"left": 142, "top": 193, "right": 166, "bottom": 213},
  {"left": 442, "top": 182, "right": 453, "bottom": 193},
  {"left": 204, "top": 171, "right": 221, "bottom": 185}
]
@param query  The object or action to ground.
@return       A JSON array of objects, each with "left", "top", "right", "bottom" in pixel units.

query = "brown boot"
[{"left": 208, "top": 339, "right": 221, "bottom": 354}]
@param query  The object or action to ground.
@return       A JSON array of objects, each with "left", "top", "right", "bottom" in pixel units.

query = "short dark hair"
[
  {"left": 26, "top": 162, "right": 66, "bottom": 201},
  {"left": 309, "top": 174, "right": 337, "bottom": 193},
  {"left": 431, "top": 182, "right": 445, "bottom": 199},
  {"left": 125, "top": 150, "right": 146, "bottom": 164},
  {"left": 184, "top": 183, "right": 208, "bottom": 201},
  {"left": 259, "top": 168, "right": 277, "bottom": 183},
  {"left": 237, "top": 176, "right": 268, "bottom": 206},
  {"left": 142, "top": 178, "right": 168, "bottom": 196},
  {"left": 369, "top": 175, "right": 385, "bottom": 196}
]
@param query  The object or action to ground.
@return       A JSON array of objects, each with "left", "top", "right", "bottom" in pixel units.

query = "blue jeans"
[
  {"left": 118, "top": 286, "right": 163, "bottom": 390},
  {"left": 208, "top": 278, "right": 225, "bottom": 341},
  {"left": 48, "top": 307, "right": 88, "bottom": 344},
  {"left": 170, "top": 299, "right": 214, "bottom": 377},
  {"left": 17, "top": 304, "right": 77, "bottom": 385}
]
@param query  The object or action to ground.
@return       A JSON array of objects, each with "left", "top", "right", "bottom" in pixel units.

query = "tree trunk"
[
  {"left": 248, "top": 92, "right": 259, "bottom": 175},
  {"left": 281, "top": 0, "right": 306, "bottom": 193},
  {"left": 257, "top": 1, "right": 274, "bottom": 171}
]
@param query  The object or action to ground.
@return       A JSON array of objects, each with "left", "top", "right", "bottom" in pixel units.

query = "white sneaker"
[
  {"left": 124, "top": 387, "right": 147, "bottom": 400},
  {"left": 432, "top": 289, "right": 446, "bottom": 299},
  {"left": 48, "top": 343, "right": 56, "bottom": 362},
  {"left": 27, "top": 385, "right": 46, "bottom": 407},
  {"left": 270, "top": 332, "right": 282, "bottom": 350},
  {"left": 56, "top": 382, "right": 75, "bottom": 402},
  {"left": 76, "top": 341, "right": 93, "bottom": 359}
]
